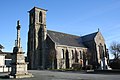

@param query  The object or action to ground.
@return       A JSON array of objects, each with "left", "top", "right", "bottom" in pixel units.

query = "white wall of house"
[
  {"left": 0, "top": 67, "right": 11, "bottom": 72},
  {"left": 0, "top": 54, "right": 11, "bottom": 72},
  {"left": 0, "top": 54, "right": 5, "bottom": 66}
]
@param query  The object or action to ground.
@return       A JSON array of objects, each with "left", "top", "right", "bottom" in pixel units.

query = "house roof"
[
  {"left": 0, "top": 50, "right": 12, "bottom": 58},
  {"left": 47, "top": 30, "right": 85, "bottom": 47},
  {"left": 0, "top": 51, "right": 6, "bottom": 55},
  {"left": 4, "top": 52, "right": 12, "bottom": 59},
  {"left": 81, "top": 31, "right": 98, "bottom": 42}
]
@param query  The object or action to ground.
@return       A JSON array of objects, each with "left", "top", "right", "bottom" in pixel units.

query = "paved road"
[{"left": 0, "top": 70, "right": 120, "bottom": 80}]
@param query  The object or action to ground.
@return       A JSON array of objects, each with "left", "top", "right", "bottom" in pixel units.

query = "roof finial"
[
  {"left": 98, "top": 28, "right": 100, "bottom": 32},
  {"left": 17, "top": 20, "right": 20, "bottom": 26}
]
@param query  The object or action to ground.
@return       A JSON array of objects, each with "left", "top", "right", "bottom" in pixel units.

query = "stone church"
[{"left": 27, "top": 7, "right": 109, "bottom": 70}]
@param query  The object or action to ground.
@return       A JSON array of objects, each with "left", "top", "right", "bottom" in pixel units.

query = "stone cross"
[{"left": 9, "top": 20, "right": 33, "bottom": 78}]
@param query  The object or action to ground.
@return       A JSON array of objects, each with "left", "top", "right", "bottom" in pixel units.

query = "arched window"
[
  {"left": 99, "top": 43, "right": 104, "bottom": 58},
  {"left": 39, "top": 11, "right": 42, "bottom": 23},
  {"left": 30, "top": 13, "right": 34, "bottom": 24},
  {"left": 61, "top": 49, "right": 64, "bottom": 59},
  {"left": 71, "top": 50, "right": 74, "bottom": 59},
  {"left": 75, "top": 50, "right": 78, "bottom": 63},
  {"left": 104, "top": 44, "right": 107, "bottom": 57},
  {"left": 80, "top": 51, "right": 82, "bottom": 59}
]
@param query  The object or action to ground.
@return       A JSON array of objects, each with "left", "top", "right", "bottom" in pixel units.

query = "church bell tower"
[{"left": 27, "top": 7, "right": 47, "bottom": 69}]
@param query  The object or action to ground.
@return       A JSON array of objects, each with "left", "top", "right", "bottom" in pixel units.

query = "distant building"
[
  {"left": 0, "top": 44, "right": 11, "bottom": 72},
  {"left": 0, "top": 51, "right": 6, "bottom": 68},
  {"left": 27, "top": 7, "right": 109, "bottom": 70}
]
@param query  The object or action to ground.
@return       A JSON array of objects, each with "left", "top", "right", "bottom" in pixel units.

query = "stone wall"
[
  {"left": 27, "top": 7, "right": 47, "bottom": 69},
  {"left": 95, "top": 32, "right": 109, "bottom": 70},
  {"left": 0, "top": 66, "right": 11, "bottom": 72},
  {"left": 55, "top": 45, "right": 87, "bottom": 69}
]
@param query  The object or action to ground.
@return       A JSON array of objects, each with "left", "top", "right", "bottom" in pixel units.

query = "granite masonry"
[
  {"left": 9, "top": 20, "right": 33, "bottom": 78},
  {"left": 27, "top": 7, "right": 109, "bottom": 70}
]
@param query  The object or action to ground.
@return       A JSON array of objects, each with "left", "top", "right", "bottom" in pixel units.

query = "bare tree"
[
  {"left": 0, "top": 44, "right": 4, "bottom": 51},
  {"left": 110, "top": 42, "right": 120, "bottom": 59}
]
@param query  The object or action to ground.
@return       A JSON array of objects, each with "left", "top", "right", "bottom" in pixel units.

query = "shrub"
[
  {"left": 86, "top": 65, "right": 92, "bottom": 70},
  {"left": 109, "top": 59, "right": 120, "bottom": 69},
  {"left": 72, "top": 63, "right": 82, "bottom": 70}
]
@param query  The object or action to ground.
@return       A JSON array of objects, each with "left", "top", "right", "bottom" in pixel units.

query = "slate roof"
[
  {"left": 4, "top": 52, "right": 12, "bottom": 59},
  {"left": 81, "top": 32, "right": 98, "bottom": 42},
  {"left": 47, "top": 30, "right": 85, "bottom": 47},
  {"left": 0, "top": 51, "right": 12, "bottom": 58}
]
